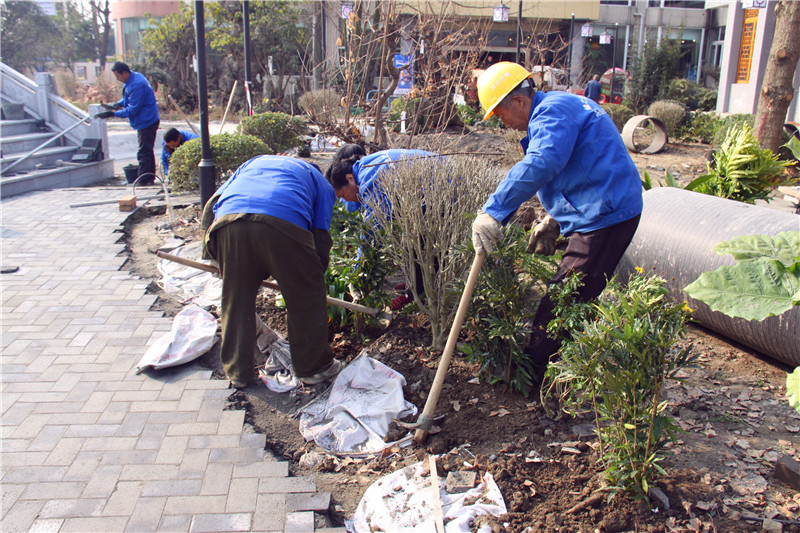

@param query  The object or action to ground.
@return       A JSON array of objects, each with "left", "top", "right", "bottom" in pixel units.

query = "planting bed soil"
[{"left": 125, "top": 130, "right": 800, "bottom": 532}]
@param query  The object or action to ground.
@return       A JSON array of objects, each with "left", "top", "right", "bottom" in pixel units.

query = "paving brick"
[
  {"left": 80, "top": 390, "right": 115, "bottom": 412},
  {"left": 189, "top": 512, "right": 252, "bottom": 533},
  {"left": 3, "top": 465, "right": 67, "bottom": 483},
  {"left": 0, "top": 500, "right": 46, "bottom": 533},
  {"left": 233, "top": 461, "right": 289, "bottom": 479},
  {"left": 252, "top": 494, "right": 286, "bottom": 532},
  {"left": 141, "top": 479, "right": 202, "bottom": 498},
  {"left": 124, "top": 496, "right": 166, "bottom": 532},
  {"left": 59, "top": 516, "right": 129, "bottom": 532},
  {"left": 163, "top": 495, "right": 227, "bottom": 515},
  {"left": 209, "top": 446, "right": 265, "bottom": 464},
  {"left": 1, "top": 483, "right": 25, "bottom": 517},
  {"left": 101, "top": 449, "right": 158, "bottom": 465},
  {"left": 28, "top": 518, "right": 64, "bottom": 533},
  {"left": 284, "top": 511, "right": 315, "bottom": 532},
  {"left": 200, "top": 463, "right": 233, "bottom": 496},
  {"left": 167, "top": 422, "right": 218, "bottom": 436},
  {"left": 177, "top": 448, "right": 211, "bottom": 480},
  {"left": 120, "top": 464, "right": 180, "bottom": 481},
  {"left": 240, "top": 432, "right": 267, "bottom": 450},
  {"left": 64, "top": 423, "right": 119, "bottom": 438},
  {"left": 225, "top": 477, "right": 259, "bottom": 513},
  {"left": 102, "top": 480, "right": 143, "bottom": 516},
  {"left": 27, "top": 425, "right": 68, "bottom": 452},
  {"left": 155, "top": 435, "right": 189, "bottom": 465},
  {"left": 258, "top": 477, "right": 317, "bottom": 494},
  {"left": 218, "top": 410, "right": 245, "bottom": 435},
  {"left": 20, "top": 481, "right": 86, "bottom": 501},
  {"left": 43, "top": 438, "right": 85, "bottom": 466},
  {"left": 286, "top": 492, "right": 331, "bottom": 512},
  {"left": 188, "top": 434, "right": 241, "bottom": 450},
  {"left": 1, "top": 451, "right": 50, "bottom": 466},
  {"left": 158, "top": 513, "right": 192, "bottom": 532},
  {"left": 38, "top": 498, "right": 105, "bottom": 519}
]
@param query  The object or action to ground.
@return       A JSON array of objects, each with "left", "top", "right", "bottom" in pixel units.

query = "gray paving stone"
[
  {"left": 59, "top": 516, "right": 129, "bottom": 532},
  {"left": 258, "top": 477, "right": 316, "bottom": 494},
  {"left": 286, "top": 492, "right": 331, "bottom": 513},
  {"left": 124, "top": 496, "right": 166, "bottom": 532},
  {"left": 190, "top": 512, "right": 252, "bottom": 533},
  {"left": 141, "top": 479, "right": 203, "bottom": 498},
  {"left": 163, "top": 495, "right": 227, "bottom": 515},
  {"left": 284, "top": 511, "right": 315, "bottom": 532},
  {"left": 20, "top": 481, "right": 86, "bottom": 501},
  {"left": 158, "top": 513, "right": 192, "bottom": 532},
  {"left": 200, "top": 463, "right": 233, "bottom": 496},
  {"left": 225, "top": 477, "right": 259, "bottom": 513},
  {"left": 28, "top": 518, "right": 64, "bottom": 533},
  {"left": 102, "top": 480, "right": 143, "bottom": 516},
  {"left": 252, "top": 494, "right": 286, "bottom": 532},
  {"left": 233, "top": 461, "right": 289, "bottom": 479},
  {"left": 0, "top": 500, "right": 46, "bottom": 532},
  {"left": 38, "top": 497, "right": 105, "bottom": 519}
]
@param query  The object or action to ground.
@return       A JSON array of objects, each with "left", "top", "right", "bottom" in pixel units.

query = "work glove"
[
  {"left": 471, "top": 210, "right": 503, "bottom": 255},
  {"left": 348, "top": 283, "right": 362, "bottom": 303},
  {"left": 526, "top": 215, "right": 560, "bottom": 255},
  {"left": 95, "top": 111, "right": 115, "bottom": 119}
]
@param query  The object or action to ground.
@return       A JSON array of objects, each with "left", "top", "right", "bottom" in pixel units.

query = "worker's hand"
[
  {"left": 471, "top": 210, "right": 503, "bottom": 255},
  {"left": 207, "top": 259, "right": 221, "bottom": 279},
  {"left": 348, "top": 283, "right": 362, "bottom": 303},
  {"left": 526, "top": 215, "right": 560, "bottom": 255},
  {"left": 95, "top": 111, "right": 115, "bottom": 119}
]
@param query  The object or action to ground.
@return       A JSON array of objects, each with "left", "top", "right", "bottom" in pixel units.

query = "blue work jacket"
[
  {"left": 114, "top": 71, "right": 160, "bottom": 130},
  {"left": 482, "top": 91, "right": 642, "bottom": 235},
  {"left": 346, "top": 149, "right": 436, "bottom": 217},
  {"left": 161, "top": 130, "right": 199, "bottom": 175},
  {"left": 213, "top": 155, "right": 335, "bottom": 232}
]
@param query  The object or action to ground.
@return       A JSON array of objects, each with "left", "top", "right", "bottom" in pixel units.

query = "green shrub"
[
  {"left": 711, "top": 113, "right": 754, "bottom": 147},
  {"left": 601, "top": 103, "right": 634, "bottom": 132},
  {"left": 662, "top": 78, "right": 717, "bottom": 111},
  {"left": 462, "top": 225, "right": 558, "bottom": 395},
  {"left": 676, "top": 111, "right": 719, "bottom": 144},
  {"left": 456, "top": 104, "right": 481, "bottom": 126},
  {"left": 695, "top": 123, "right": 795, "bottom": 204},
  {"left": 239, "top": 112, "right": 308, "bottom": 154},
  {"left": 388, "top": 96, "right": 419, "bottom": 132},
  {"left": 169, "top": 133, "right": 271, "bottom": 192},
  {"left": 647, "top": 100, "right": 687, "bottom": 137},
  {"left": 299, "top": 89, "right": 342, "bottom": 126},
  {"left": 545, "top": 271, "right": 694, "bottom": 499}
]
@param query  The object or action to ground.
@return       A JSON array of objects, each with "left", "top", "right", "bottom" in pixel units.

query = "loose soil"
[{"left": 124, "top": 129, "right": 800, "bottom": 532}]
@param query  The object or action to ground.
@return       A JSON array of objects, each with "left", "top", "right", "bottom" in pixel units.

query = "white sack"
[
  {"left": 347, "top": 460, "right": 507, "bottom": 533},
  {"left": 156, "top": 242, "right": 222, "bottom": 308},
  {"left": 255, "top": 314, "right": 300, "bottom": 392},
  {"left": 136, "top": 304, "right": 218, "bottom": 373},
  {"left": 299, "top": 353, "right": 417, "bottom": 455}
]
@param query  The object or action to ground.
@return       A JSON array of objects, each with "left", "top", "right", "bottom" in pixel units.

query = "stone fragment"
[
  {"left": 444, "top": 471, "right": 477, "bottom": 494},
  {"left": 775, "top": 455, "right": 800, "bottom": 492}
]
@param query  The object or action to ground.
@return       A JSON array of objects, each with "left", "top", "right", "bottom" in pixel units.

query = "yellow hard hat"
[{"left": 477, "top": 62, "right": 533, "bottom": 120}]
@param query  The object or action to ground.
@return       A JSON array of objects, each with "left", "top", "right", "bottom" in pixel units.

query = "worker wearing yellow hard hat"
[{"left": 471, "top": 61, "right": 643, "bottom": 384}]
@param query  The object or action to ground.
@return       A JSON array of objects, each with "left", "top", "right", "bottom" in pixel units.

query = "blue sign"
[{"left": 394, "top": 55, "right": 413, "bottom": 95}]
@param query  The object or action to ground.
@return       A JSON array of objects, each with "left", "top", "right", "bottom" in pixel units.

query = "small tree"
[
  {"left": 361, "top": 155, "right": 502, "bottom": 350},
  {"left": 626, "top": 35, "right": 681, "bottom": 113}
]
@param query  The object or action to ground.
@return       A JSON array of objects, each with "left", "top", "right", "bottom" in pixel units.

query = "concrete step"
[
  {"left": 0, "top": 145, "right": 77, "bottom": 174},
  {"left": 0, "top": 158, "right": 115, "bottom": 197},
  {"left": 0, "top": 118, "right": 43, "bottom": 136},
  {"left": 1, "top": 131, "right": 65, "bottom": 154}
]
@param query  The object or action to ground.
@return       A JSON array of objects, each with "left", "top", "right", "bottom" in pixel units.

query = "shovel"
[
  {"left": 412, "top": 252, "right": 485, "bottom": 445},
  {"left": 156, "top": 251, "right": 393, "bottom": 327}
]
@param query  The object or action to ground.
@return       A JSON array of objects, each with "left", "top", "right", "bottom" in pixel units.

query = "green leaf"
[
  {"left": 713, "top": 232, "right": 800, "bottom": 267},
  {"left": 684, "top": 258, "right": 800, "bottom": 321},
  {"left": 684, "top": 173, "right": 713, "bottom": 191},
  {"left": 788, "top": 367, "right": 800, "bottom": 415}
]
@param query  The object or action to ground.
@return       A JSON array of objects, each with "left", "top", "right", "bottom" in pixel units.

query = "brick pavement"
[{"left": 1, "top": 186, "right": 343, "bottom": 532}]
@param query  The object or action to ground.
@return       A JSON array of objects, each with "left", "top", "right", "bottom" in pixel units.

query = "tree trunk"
[{"left": 754, "top": 0, "right": 800, "bottom": 153}]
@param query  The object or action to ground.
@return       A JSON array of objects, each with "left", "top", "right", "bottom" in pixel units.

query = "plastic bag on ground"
[
  {"left": 156, "top": 242, "right": 222, "bottom": 309},
  {"left": 347, "top": 459, "right": 507, "bottom": 532},
  {"left": 256, "top": 314, "right": 300, "bottom": 392},
  {"left": 135, "top": 304, "right": 218, "bottom": 373},
  {"left": 299, "top": 352, "right": 417, "bottom": 455}
]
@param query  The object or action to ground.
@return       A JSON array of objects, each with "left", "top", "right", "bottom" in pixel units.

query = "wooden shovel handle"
[
  {"left": 414, "top": 252, "right": 486, "bottom": 444},
  {"left": 155, "top": 251, "right": 384, "bottom": 317}
]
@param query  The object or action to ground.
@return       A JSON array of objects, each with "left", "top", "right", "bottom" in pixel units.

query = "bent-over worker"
[
  {"left": 161, "top": 128, "right": 198, "bottom": 176},
  {"left": 202, "top": 155, "right": 342, "bottom": 388},
  {"left": 471, "top": 62, "right": 643, "bottom": 381},
  {"left": 326, "top": 147, "right": 437, "bottom": 311}
]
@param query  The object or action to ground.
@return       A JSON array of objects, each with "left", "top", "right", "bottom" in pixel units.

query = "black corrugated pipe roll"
[{"left": 616, "top": 188, "right": 800, "bottom": 367}]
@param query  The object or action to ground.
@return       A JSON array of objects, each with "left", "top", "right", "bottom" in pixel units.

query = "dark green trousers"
[{"left": 207, "top": 216, "right": 333, "bottom": 382}]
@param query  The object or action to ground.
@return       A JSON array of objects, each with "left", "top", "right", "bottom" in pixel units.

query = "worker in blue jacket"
[
  {"left": 202, "top": 155, "right": 342, "bottom": 388},
  {"left": 471, "top": 62, "right": 643, "bottom": 382},
  {"left": 326, "top": 147, "right": 437, "bottom": 311},
  {"left": 96, "top": 62, "right": 160, "bottom": 185},
  {"left": 161, "top": 128, "right": 198, "bottom": 176}
]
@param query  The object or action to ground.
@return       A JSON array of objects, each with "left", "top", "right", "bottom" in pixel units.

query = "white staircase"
[{"left": 1, "top": 63, "right": 115, "bottom": 198}]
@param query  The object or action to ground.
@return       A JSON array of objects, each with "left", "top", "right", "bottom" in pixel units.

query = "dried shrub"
[
  {"left": 54, "top": 70, "right": 78, "bottom": 100},
  {"left": 503, "top": 129, "right": 526, "bottom": 164},
  {"left": 299, "top": 89, "right": 342, "bottom": 126},
  {"left": 601, "top": 103, "right": 634, "bottom": 133},
  {"left": 647, "top": 100, "right": 687, "bottom": 136}
]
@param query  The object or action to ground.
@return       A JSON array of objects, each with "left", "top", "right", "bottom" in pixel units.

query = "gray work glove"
[
  {"left": 471, "top": 210, "right": 503, "bottom": 255},
  {"left": 526, "top": 215, "right": 560, "bottom": 255},
  {"left": 348, "top": 283, "right": 362, "bottom": 303}
]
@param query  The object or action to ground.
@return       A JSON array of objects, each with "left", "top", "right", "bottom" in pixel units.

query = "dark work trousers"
[
  {"left": 136, "top": 120, "right": 159, "bottom": 184},
  {"left": 524, "top": 214, "right": 641, "bottom": 377},
  {"left": 208, "top": 217, "right": 333, "bottom": 382}
]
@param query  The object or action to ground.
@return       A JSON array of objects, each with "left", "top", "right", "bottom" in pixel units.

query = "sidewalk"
[{"left": 1, "top": 186, "right": 340, "bottom": 532}]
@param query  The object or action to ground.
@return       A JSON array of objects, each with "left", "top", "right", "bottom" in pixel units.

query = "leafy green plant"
[
  {"left": 784, "top": 135, "right": 800, "bottom": 161},
  {"left": 462, "top": 225, "right": 558, "bottom": 395},
  {"left": 711, "top": 114, "right": 754, "bottom": 148},
  {"left": 545, "top": 271, "right": 695, "bottom": 499},
  {"left": 684, "top": 232, "right": 800, "bottom": 321},
  {"left": 675, "top": 111, "right": 719, "bottom": 144},
  {"left": 239, "top": 112, "right": 308, "bottom": 154},
  {"left": 647, "top": 100, "right": 686, "bottom": 137},
  {"left": 626, "top": 36, "right": 681, "bottom": 113},
  {"left": 169, "top": 133, "right": 271, "bottom": 192},
  {"left": 661, "top": 78, "right": 717, "bottom": 112},
  {"left": 693, "top": 123, "right": 796, "bottom": 204},
  {"left": 601, "top": 103, "right": 635, "bottom": 133},
  {"left": 788, "top": 367, "right": 800, "bottom": 415}
]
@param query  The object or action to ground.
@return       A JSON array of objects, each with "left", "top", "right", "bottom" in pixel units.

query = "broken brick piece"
[
  {"left": 445, "top": 471, "right": 477, "bottom": 494},
  {"left": 774, "top": 455, "right": 800, "bottom": 492},
  {"left": 118, "top": 195, "right": 137, "bottom": 211}
]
